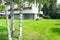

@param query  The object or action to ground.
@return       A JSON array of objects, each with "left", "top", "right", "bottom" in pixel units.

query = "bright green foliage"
[
  {"left": 12, "top": 0, "right": 20, "bottom": 4},
  {"left": 0, "top": 4, "right": 4, "bottom": 11},
  {"left": 0, "top": 19, "right": 60, "bottom": 40}
]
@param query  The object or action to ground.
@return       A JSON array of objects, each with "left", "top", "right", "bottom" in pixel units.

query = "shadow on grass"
[
  {"left": 54, "top": 23, "right": 60, "bottom": 26},
  {"left": 0, "top": 26, "right": 8, "bottom": 40},
  {"left": 51, "top": 28, "right": 60, "bottom": 35},
  {"left": 0, "top": 34, "right": 8, "bottom": 40}
]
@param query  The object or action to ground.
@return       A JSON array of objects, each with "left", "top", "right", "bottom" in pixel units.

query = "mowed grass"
[{"left": 0, "top": 19, "right": 60, "bottom": 40}]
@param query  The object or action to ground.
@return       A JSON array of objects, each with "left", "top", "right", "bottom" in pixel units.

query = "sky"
[{"left": 57, "top": 0, "right": 60, "bottom": 4}]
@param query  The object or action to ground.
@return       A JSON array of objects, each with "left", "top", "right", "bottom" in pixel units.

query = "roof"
[
  {"left": 22, "top": 9, "right": 33, "bottom": 13},
  {"left": 10, "top": 10, "right": 35, "bottom": 14},
  {"left": 0, "top": 10, "right": 35, "bottom": 15}
]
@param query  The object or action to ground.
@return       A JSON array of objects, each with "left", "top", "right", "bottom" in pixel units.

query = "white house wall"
[{"left": 32, "top": 3, "right": 39, "bottom": 13}]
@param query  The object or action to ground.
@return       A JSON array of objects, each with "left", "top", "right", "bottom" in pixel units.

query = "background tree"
[
  {"left": 48, "top": 0, "right": 57, "bottom": 19},
  {"left": 43, "top": 0, "right": 50, "bottom": 15},
  {"left": 43, "top": 4, "right": 49, "bottom": 16}
]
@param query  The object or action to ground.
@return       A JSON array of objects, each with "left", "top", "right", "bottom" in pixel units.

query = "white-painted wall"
[
  {"left": 32, "top": 3, "right": 38, "bottom": 13},
  {"left": 57, "top": 0, "right": 60, "bottom": 4}
]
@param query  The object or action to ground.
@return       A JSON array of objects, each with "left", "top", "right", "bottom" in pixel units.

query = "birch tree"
[
  {"left": 9, "top": 0, "right": 15, "bottom": 37},
  {"left": 1, "top": 0, "right": 12, "bottom": 40},
  {"left": 18, "top": 0, "right": 24, "bottom": 40}
]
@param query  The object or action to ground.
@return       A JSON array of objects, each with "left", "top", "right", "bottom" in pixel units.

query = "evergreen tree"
[
  {"left": 49, "top": 0, "right": 57, "bottom": 18},
  {"left": 43, "top": 4, "right": 49, "bottom": 16}
]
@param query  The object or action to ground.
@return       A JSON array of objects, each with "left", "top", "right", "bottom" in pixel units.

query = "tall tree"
[
  {"left": 9, "top": 0, "right": 15, "bottom": 37},
  {"left": 43, "top": 4, "right": 49, "bottom": 16},
  {"left": 1, "top": 0, "right": 12, "bottom": 40},
  {"left": 43, "top": 0, "right": 50, "bottom": 16},
  {"left": 49, "top": 0, "right": 57, "bottom": 18},
  {"left": 18, "top": 0, "right": 23, "bottom": 40},
  {"left": 9, "top": 0, "right": 20, "bottom": 37}
]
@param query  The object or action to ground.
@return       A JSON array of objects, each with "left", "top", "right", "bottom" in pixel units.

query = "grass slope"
[{"left": 0, "top": 19, "right": 60, "bottom": 40}]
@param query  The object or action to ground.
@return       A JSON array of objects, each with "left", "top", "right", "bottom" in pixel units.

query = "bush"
[
  {"left": 35, "top": 18, "right": 39, "bottom": 21},
  {"left": 35, "top": 17, "right": 43, "bottom": 21},
  {"left": 43, "top": 16, "right": 51, "bottom": 19}
]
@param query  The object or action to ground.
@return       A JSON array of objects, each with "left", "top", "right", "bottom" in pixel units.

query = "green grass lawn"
[{"left": 0, "top": 19, "right": 60, "bottom": 40}]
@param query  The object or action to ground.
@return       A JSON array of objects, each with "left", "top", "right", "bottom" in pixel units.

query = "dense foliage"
[
  {"left": 43, "top": 0, "right": 57, "bottom": 19},
  {"left": 49, "top": 0, "right": 57, "bottom": 19}
]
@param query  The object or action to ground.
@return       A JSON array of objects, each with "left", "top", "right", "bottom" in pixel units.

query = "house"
[
  {"left": 11, "top": 1, "right": 39, "bottom": 19},
  {"left": 0, "top": 1, "right": 43, "bottom": 19},
  {"left": 13, "top": 1, "right": 43, "bottom": 19}
]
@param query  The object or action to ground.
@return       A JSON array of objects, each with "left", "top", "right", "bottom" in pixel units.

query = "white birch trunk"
[
  {"left": 2, "top": 0, "right": 12, "bottom": 40},
  {"left": 5, "top": 4, "right": 12, "bottom": 40},
  {"left": 10, "top": 1, "right": 15, "bottom": 37},
  {"left": 11, "top": 14, "right": 15, "bottom": 37},
  {"left": 18, "top": 0, "right": 23, "bottom": 40},
  {"left": 18, "top": 14, "right": 23, "bottom": 40}
]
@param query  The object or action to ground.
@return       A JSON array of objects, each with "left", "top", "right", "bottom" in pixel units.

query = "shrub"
[
  {"left": 35, "top": 17, "right": 43, "bottom": 21},
  {"left": 43, "top": 16, "right": 51, "bottom": 19},
  {"left": 35, "top": 18, "right": 39, "bottom": 21}
]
